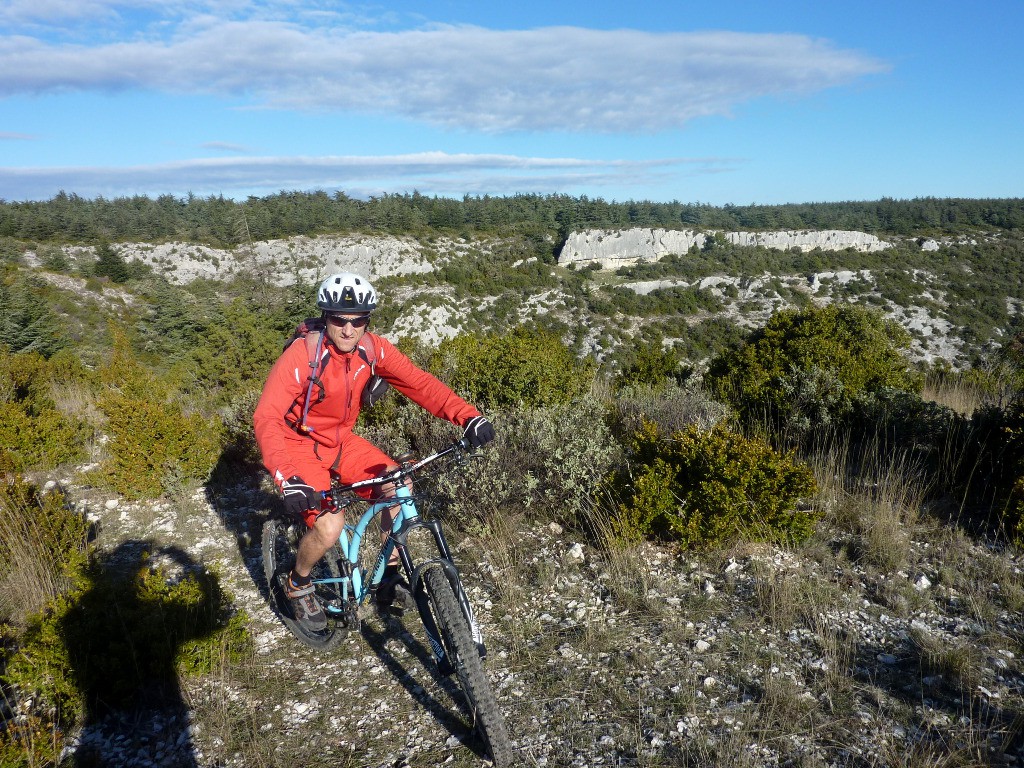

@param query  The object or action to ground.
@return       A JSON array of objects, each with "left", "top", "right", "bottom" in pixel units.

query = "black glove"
[
  {"left": 463, "top": 415, "right": 495, "bottom": 448},
  {"left": 280, "top": 475, "right": 319, "bottom": 517}
]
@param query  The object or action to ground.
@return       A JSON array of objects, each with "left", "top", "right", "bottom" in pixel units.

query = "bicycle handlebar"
[{"left": 320, "top": 438, "right": 471, "bottom": 509}]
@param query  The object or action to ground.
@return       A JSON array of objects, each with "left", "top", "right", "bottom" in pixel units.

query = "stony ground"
[{"left": 33, "top": 461, "right": 1024, "bottom": 768}]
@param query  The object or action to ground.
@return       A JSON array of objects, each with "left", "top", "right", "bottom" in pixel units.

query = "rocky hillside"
[
  {"left": 23, "top": 225, "right": 1021, "bottom": 367},
  {"left": 7, "top": 219, "right": 1024, "bottom": 767}
]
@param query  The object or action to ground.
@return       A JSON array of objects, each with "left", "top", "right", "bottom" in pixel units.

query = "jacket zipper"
[{"left": 340, "top": 354, "right": 352, "bottom": 438}]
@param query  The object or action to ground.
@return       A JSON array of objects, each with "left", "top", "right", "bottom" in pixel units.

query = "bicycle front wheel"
[
  {"left": 422, "top": 567, "right": 513, "bottom": 767},
  {"left": 262, "top": 516, "right": 348, "bottom": 650}
]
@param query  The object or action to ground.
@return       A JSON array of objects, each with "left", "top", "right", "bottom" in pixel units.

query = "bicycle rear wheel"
[
  {"left": 262, "top": 516, "right": 348, "bottom": 650},
  {"left": 422, "top": 567, "right": 512, "bottom": 767}
]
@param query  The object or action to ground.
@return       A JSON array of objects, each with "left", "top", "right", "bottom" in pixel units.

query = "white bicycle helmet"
[{"left": 316, "top": 273, "right": 377, "bottom": 313}]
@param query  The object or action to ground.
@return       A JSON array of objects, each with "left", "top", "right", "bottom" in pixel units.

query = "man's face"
[{"left": 324, "top": 312, "right": 370, "bottom": 354}]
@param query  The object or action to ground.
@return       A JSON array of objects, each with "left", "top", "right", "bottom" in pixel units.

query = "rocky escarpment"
[
  {"left": 558, "top": 228, "right": 892, "bottom": 270},
  {"left": 57, "top": 234, "right": 470, "bottom": 285},
  {"left": 46, "top": 229, "right": 894, "bottom": 287}
]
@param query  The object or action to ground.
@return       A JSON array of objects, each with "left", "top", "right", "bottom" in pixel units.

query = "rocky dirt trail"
[{"left": 43, "top": 461, "right": 1024, "bottom": 768}]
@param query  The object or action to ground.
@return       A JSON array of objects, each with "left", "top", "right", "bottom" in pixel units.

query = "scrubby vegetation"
[
  {"left": 704, "top": 303, "right": 923, "bottom": 436},
  {"left": 614, "top": 421, "right": 818, "bottom": 546},
  {"left": 3, "top": 193, "right": 1024, "bottom": 766}
]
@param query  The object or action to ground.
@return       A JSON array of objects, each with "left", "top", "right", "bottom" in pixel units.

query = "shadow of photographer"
[{"left": 60, "top": 540, "right": 226, "bottom": 767}]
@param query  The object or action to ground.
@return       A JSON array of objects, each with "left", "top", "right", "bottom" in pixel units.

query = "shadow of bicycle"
[{"left": 360, "top": 616, "right": 494, "bottom": 762}]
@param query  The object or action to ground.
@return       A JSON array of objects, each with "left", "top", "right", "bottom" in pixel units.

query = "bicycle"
[{"left": 261, "top": 437, "right": 513, "bottom": 767}]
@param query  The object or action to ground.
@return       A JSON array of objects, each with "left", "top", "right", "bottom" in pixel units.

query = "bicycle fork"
[{"left": 391, "top": 514, "right": 487, "bottom": 674}]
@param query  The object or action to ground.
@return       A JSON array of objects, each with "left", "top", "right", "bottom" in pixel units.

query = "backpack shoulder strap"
[
  {"left": 356, "top": 333, "right": 380, "bottom": 372},
  {"left": 283, "top": 319, "right": 330, "bottom": 435},
  {"left": 305, "top": 330, "right": 322, "bottom": 362},
  {"left": 355, "top": 333, "right": 390, "bottom": 409}
]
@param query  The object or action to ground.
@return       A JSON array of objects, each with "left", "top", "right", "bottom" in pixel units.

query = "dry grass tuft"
[
  {"left": 0, "top": 487, "right": 88, "bottom": 625},
  {"left": 808, "top": 435, "right": 930, "bottom": 572},
  {"left": 921, "top": 372, "right": 1012, "bottom": 417}
]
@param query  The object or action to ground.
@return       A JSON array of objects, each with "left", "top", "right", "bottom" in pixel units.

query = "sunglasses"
[{"left": 325, "top": 314, "right": 370, "bottom": 328}]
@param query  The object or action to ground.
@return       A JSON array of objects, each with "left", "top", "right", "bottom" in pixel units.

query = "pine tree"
[{"left": 93, "top": 242, "right": 130, "bottom": 283}]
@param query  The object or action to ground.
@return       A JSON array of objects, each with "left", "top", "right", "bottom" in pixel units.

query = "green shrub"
[
  {"left": 217, "top": 387, "right": 264, "bottom": 471},
  {"left": 443, "top": 400, "right": 620, "bottom": 524},
  {"left": 611, "top": 381, "right": 731, "bottom": 440},
  {"left": 849, "top": 388, "right": 968, "bottom": 473},
  {"left": 614, "top": 342, "right": 686, "bottom": 391},
  {"left": 0, "top": 348, "right": 90, "bottom": 472},
  {"left": 431, "top": 327, "right": 595, "bottom": 409},
  {"left": 361, "top": 398, "right": 621, "bottom": 526},
  {"left": 614, "top": 421, "right": 818, "bottom": 547},
  {"left": 95, "top": 391, "right": 223, "bottom": 498},
  {"left": 974, "top": 397, "right": 1024, "bottom": 544},
  {"left": 38, "top": 244, "right": 70, "bottom": 272},
  {"left": 0, "top": 709, "right": 65, "bottom": 768},
  {"left": 704, "top": 304, "right": 921, "bottom": 436},
  {"left": 91, "top": 329, "right": 224, "bottom": 498}
]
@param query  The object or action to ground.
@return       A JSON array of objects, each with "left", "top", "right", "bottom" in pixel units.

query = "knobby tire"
[
  {"left": 422, "top": 567, "right": 513, "bottom": 767},
  {"left": 262, "top": 516, "right": 346, "bottom": 650}
]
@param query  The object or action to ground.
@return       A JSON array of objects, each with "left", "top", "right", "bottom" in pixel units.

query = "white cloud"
[
  {"left": 0, "top": 21, "right": 888, "bottom": 133},
  {"left": 0, "top": 151, "right": 736, "bottom": 201}
]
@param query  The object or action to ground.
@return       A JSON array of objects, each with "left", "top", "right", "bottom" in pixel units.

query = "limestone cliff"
[{"left": 558, "top": 227, "right": 892, "bottom": 270}]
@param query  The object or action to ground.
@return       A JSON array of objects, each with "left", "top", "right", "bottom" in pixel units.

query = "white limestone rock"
[{"left": 558, "top": 227, "right": 892, "bottom": 270}]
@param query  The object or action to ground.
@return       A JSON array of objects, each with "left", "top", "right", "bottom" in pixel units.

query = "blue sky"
[{"left": 0, "top": 0, "right": 1021, "bottom": 205}]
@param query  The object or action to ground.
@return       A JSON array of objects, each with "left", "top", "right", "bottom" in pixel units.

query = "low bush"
[
  {"left": 614, "top": 421, "right": 818, "bottom": 547},
  {"left": 977, "top": 397, "right": 1024, "bottom": 544},
  {"left": 704, "top": 304, "right": 921, "bottom": 438},
  {"left": 613, "top": 342, "right": 686, "bottom": 391},
  {"left": 0, "top": 348, "right": 90, "bottom": 472},
  {"left": 431, "top": 326, "right": 595, "bottom": 409},
  {"left": 217, "top": 387, "right": 264, "bottom": 472},
  {"left": 443, "top": 400, "right": 620, "bottom": 525},
  {"left": 611, "top": 381, "right": 731, "bottom": 440},
  {"left": 90, "top": 330, "right": 224, "bottom": 498},
  {"left": 360, "top": 396, "right": 621, "bottom": 526},
  {"left": 848, "top": 388, "right": 969, "bottom": 477},
  {"left": 95, "top": 391, "right": 223, "bottom": 498}
]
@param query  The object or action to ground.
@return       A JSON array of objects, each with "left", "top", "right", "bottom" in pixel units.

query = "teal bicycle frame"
[{"left": 315, "top": 446, "right": 486, "bottom": 666}]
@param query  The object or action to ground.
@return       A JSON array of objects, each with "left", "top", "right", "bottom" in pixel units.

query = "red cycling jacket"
[{"left": 253, "top": 331, "right": 480, "bottom": 484}]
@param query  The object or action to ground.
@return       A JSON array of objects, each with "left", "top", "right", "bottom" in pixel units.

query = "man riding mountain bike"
[{"left": 253, "top": 272, "right": 494, "bottom": 631}]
